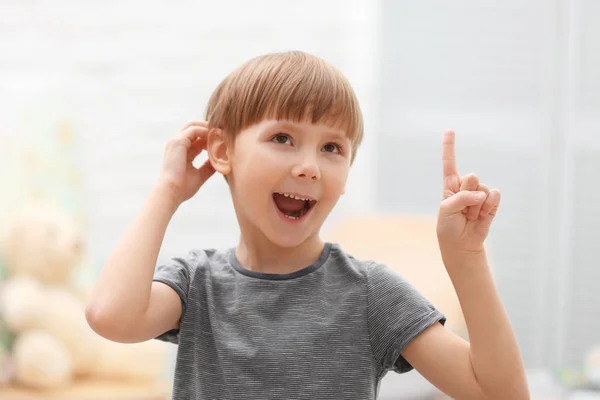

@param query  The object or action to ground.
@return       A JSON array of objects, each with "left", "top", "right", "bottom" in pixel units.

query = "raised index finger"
[{"left": 442, "top": 129, "right": 458, "bottom": 179}]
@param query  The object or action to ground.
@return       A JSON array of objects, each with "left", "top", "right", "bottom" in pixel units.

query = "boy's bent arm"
[
  {"left": 85, "top": 184, "right": 181, "bottom": 343},
  {"left": 93, "top": 281, "right": 182, "bottom": 344},
  {"left": 413, "top": 130, "right": 529, "bottom": 398}
]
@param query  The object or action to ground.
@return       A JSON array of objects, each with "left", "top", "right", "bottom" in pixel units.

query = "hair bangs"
[{"left": 205, "top": 51, "right": 364, "bottom": 161}]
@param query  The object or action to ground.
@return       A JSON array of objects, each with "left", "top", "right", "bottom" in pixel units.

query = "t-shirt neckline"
[{"left": 229, "top": 242, "right": 333, "bottom": 280}]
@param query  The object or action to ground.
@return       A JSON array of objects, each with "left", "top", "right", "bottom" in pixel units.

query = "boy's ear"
[{"left": 207, "top": 128, "right": 232, "bottom": 176}]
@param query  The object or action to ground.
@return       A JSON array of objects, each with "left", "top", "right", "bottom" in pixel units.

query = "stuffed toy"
[{"left": 0, "top": 202, "right": 168, "bottom": 390}]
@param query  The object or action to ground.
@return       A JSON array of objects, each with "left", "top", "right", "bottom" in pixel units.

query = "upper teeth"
[{"left": 279, "top": 193, "right": 310, "bottom": 201}]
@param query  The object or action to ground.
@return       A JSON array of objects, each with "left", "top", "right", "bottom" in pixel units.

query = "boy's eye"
[
  {"left": 323, "top": 143, "right": 341, "bottom": 154},
  {"left": 272, "top": 133, "right": 292, "bottom": 145}
]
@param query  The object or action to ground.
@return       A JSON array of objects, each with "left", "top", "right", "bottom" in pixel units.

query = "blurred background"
[{"left": 1, "top": 0, "right": 599, "bottom": 399}]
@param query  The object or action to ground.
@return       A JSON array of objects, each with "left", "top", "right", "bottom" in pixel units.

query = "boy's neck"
[{"left": 235, "top": 235, "right": 326, "bottom": 275}]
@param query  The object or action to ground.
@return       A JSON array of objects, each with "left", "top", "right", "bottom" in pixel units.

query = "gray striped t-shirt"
[{"left": 153, "top": 242, "right": 446, "bottom": 400}]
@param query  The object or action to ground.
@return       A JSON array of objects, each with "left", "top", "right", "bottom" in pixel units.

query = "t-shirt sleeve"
[
  {"left": 152, "top": 253, "right": 195, "bottom": 344},
  {"left": 367, "top": 262, "right": 447, "bottom": 374}
]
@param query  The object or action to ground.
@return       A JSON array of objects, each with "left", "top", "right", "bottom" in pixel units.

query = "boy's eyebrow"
[
  {"left": 275, "top": 121, "right": 301, "bottom": 132},
  {"left": 323, "top": 130, "right": 350, "bottom": 142}
]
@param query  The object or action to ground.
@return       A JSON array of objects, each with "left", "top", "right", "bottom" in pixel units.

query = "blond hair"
[{"left": 204, "top": 51, "right": 364, "bottom": 162}]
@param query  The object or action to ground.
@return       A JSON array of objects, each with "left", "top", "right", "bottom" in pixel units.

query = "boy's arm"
[
  {"left": 399, "top": 130, "right": 529, "bottom": 399},
  {"left": 85, "top": 185, "right": 182, "bottom": 343},
  {"left": 86, "top": 121, "right": 215, "bottom": 343},
  {"left": 401, "top": 251, "right": 529, "bottom": 400}
]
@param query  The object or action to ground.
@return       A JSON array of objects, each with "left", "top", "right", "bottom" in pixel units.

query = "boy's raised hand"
[
  {"left": 158, "top": 120, "right": 215, "bottom": 204},
  {"left": 436, "top": 130, "right": 501, "bottom": 257}
]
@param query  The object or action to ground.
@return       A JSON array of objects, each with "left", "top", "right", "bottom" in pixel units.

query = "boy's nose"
[{"left": 292, "top": 156, "right": 321, "bottom": 181}]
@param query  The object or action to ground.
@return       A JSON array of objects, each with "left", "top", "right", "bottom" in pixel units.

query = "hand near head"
[
  {"left": 436, "top": 130, "right": 501, "bottom": 257},
  {"left": 157, "top": 120, "right": 216, "bottom": 204}
]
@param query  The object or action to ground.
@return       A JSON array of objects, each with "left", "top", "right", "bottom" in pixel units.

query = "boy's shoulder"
[
  {"left": 157, "top": 247, "right": 231, "bottom": 277},
  {"left": 326, "top": 243, "right": 402, "bottom": 286},
  {"left": 329, "top": 242, "right": 379, "bottom": 270},
  {"left": 328, "top": 244, "right": 413, "bottom": 285},
  {"left": 180, "top": 246, "right": 231, "bottom": 269}
]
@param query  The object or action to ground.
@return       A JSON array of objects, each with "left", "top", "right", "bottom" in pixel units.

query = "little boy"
[{"left": 86, "top": 51, "right": 529, "bottom": 399}]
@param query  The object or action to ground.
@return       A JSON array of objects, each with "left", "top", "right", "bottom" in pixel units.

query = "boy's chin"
[
  {"left": 266, "top": 233, "right": 313, "bottom": 249},
  {"left": 263, "top": 228, "right": 320, "bottom": 249}
]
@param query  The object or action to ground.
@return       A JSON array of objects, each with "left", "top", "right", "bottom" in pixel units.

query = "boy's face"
[{"left": 226, "top": 119, "right": 351, "bottom": 248}]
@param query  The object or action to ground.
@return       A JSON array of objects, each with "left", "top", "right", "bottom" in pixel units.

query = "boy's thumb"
[{"left": 440, "top": 191, "right": 486, "bottom": 215}]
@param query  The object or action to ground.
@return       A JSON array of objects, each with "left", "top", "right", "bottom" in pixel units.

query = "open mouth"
[{"left": 273, "top": 192, "right": 318, "bottom": 220}]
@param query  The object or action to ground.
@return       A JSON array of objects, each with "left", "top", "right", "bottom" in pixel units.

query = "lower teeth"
[
  {"left": 278, "top": 200, "right": 311, "bottom": 220},
  {"left": 283, "top": 209, "right": 307, "bottom": 220}
]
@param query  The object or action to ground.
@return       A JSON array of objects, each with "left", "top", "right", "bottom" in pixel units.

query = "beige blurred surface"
[
  {"left": 324, "top": 213, "right": 466, "bottom": 337},
  {"left": 1, "top": 379, "right": 170, "bottom": 400}
]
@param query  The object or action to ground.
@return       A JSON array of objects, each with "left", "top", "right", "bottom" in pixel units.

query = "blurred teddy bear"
[{"left": 0, "top": 202, "right": 168, "bottom": 389}]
